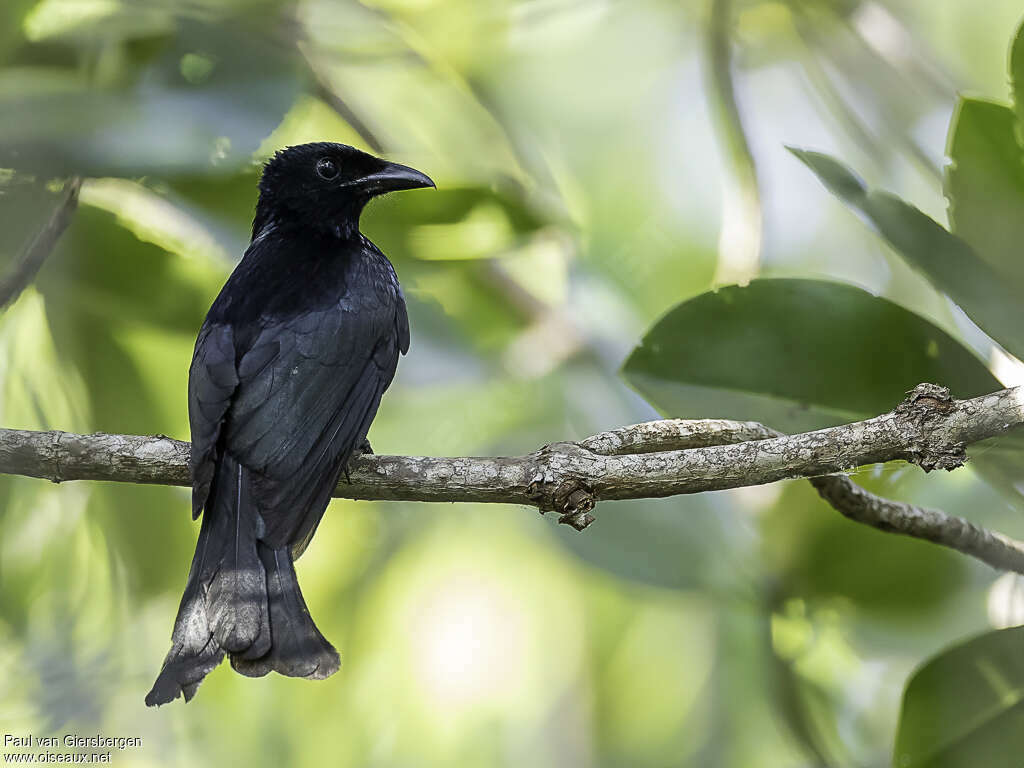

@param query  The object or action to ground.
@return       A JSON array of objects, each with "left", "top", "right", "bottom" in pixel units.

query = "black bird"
[{"left": 146, "top": 143, "right": 433, "bottom": 706}]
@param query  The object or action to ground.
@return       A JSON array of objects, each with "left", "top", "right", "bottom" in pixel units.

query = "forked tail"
[{"left": 145, "top": 455, "right": 338, "bottom": 706}]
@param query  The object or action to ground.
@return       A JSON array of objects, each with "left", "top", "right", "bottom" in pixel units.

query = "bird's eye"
[{"left": 316, "top": 157, "right": 339, "bottom": 180}]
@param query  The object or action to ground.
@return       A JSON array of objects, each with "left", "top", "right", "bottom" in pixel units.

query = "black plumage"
[{"left": 146, "top": 142, "right": 432, "bottom": 706}]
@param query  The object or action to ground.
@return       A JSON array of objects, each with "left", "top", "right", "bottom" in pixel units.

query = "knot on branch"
[
  {"left": 553, "top": 481, "right": 596, "bottom": 530},
  {"left": 526, "top": 442, "right": 598, "bottom": 531},
  {"left": 896, "top": 383, "right": 967, "bottom": 472}
]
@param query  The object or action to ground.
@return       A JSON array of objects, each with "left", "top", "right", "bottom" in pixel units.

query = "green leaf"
[
  {"left": 1010, "top": 16, "right": 1024, "bottom": 130},
  {"left": 789, "top": 147, "right": 1024, "bottom": 360},
  {"left": 621, "top": 278, "right": 999, "bottom": 433},
  {"left": 894, "top": 626, "right": 1024, "bottom": 768},
  {"left": 945, "top": 98, "right": 1024, "bottom": 288}
]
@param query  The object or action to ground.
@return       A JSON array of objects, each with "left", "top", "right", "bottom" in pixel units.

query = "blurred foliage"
[{"left": 2, "top": 0, "right": 1024, "bottom": 766}]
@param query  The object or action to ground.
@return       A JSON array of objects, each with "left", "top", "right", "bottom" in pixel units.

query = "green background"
[{"left": 4, "top": 1, "right": 1024, "bottom": 766}]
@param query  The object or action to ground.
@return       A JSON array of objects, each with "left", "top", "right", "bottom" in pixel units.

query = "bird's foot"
[{"left": 342, "top": 439, "right": 373, "bottom": 484}]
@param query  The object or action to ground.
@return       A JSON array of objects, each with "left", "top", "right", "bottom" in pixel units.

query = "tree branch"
[
  {"left": 2, "top": 384, "right": 1024, "bottom": 572},
  {"left": 809, "top": 475, "right": 1024, "bottom": 574}
]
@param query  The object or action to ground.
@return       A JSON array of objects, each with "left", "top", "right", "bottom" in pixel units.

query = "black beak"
[{"left": 359, "top": 161, "right": 435, "bottom": 195}]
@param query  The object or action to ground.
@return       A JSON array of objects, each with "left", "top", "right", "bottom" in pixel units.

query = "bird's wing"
[
  {"left": 187, "top": 323, "right": 239, "bottom": 519},
  {"left": 222, "top": 292, "right": 405, "bottom": 550}
]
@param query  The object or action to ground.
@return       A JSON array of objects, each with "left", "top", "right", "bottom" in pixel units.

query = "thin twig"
[
  {"left": 299, "top": 46, "right": 386, "bottom": 154},
  {"left": 0, "top": 178, "right": 82, "bottom": 310},
  {"left": 810, "top": 475, "right": 1024, "bottom": 574}
]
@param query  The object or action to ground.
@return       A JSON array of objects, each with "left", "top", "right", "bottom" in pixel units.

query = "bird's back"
[{"left": 193, "top": 229, "right": 407, "bottom": 547}]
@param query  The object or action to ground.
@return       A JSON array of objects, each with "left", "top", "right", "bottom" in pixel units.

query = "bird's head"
[{"left": 254, "top": 142, "right": 434, "bottom": 239}]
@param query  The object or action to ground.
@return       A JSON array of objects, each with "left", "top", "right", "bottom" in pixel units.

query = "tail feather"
[
  {"left": 147, "top": 455, "right": 339, "bottom": 706},
  {"left": 206, "top": 459, "right": 271, "bottom": 657},
  {"left": 145, "top": 510, "right": 226, "bottom": 706},
  {"left": 146, "top": 455, "right": 270, "bottom": 706},
  {"left": 230, "top": 543, "right": 340, "bottom": 680}
]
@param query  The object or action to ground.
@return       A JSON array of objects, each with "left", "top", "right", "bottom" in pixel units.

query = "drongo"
[{"left": 146, "top": 143, "right": 433, "bottom": 706}]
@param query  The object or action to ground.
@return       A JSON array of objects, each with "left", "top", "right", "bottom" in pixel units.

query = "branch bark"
[{"left": 2, "top": 384, "right": 1024, "bottom": 572}]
